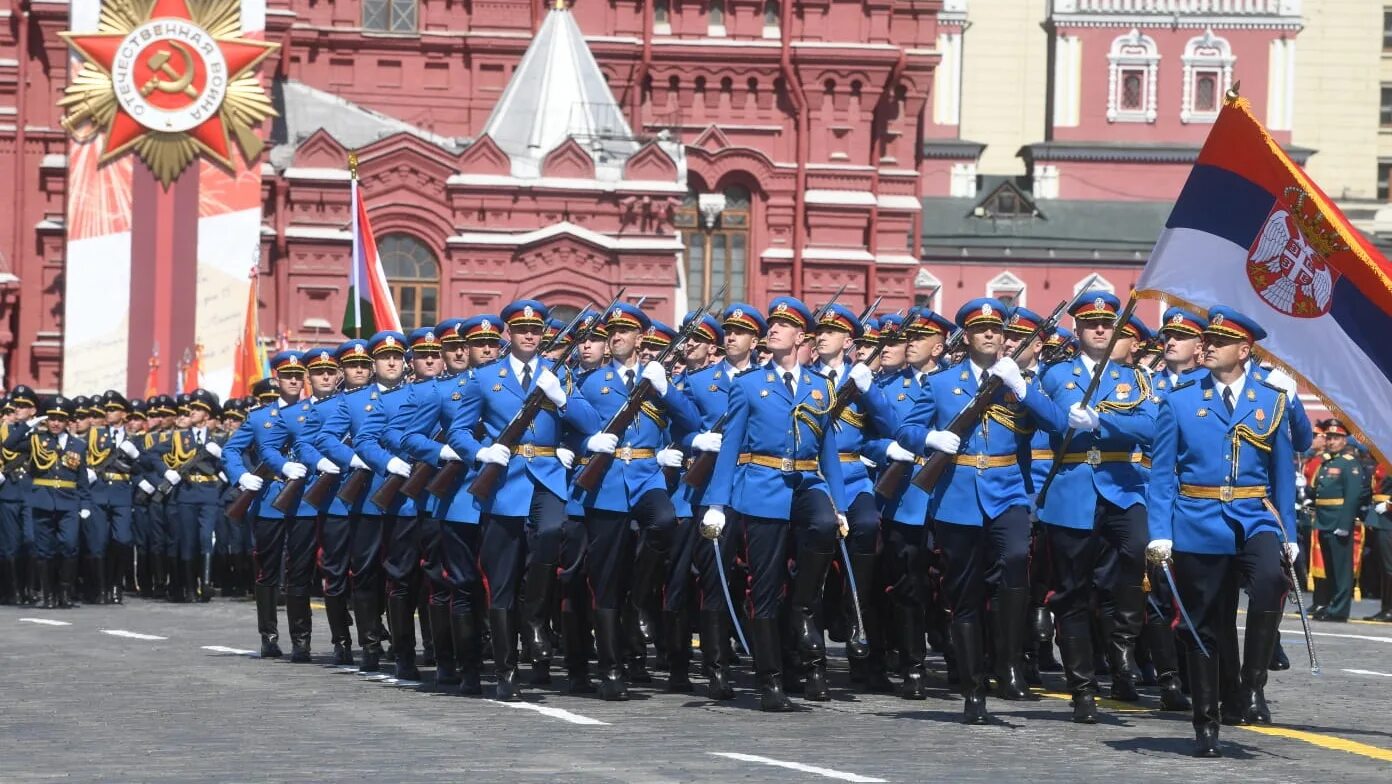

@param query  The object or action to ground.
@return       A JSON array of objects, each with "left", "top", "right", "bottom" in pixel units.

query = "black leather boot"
[
  {"left": 388, "top": 594, "right": 421, "bottom": 681},
  {"left": 521, "top": 561, "right": 557, "bottom": 686},
  {"left": 452, "top": 610, "right": 483, "bottom": 695},
  {"left": 107, "top": 545, "right": 127, "bottom": 605},
  {"left": 0, "top": 558, "right": 13, "bottom": 605},
  {"left": 198, "top": 554, "right": 214, "bottom": 602},
  {"left": 991, "top": 588, "right": 1035, "bottom": 700},
  {"left": 1033, "top": 605, "right": 1060, "bottom": 672},
  {"left": 1190, "top": 647, "right": 1223, "bottom": 757},
  {"left": 57, "top": 558, "right": 79, "bottom": 609},
  {"left": 429, "top": 602, "right": 459, "bottom": 686},
  {"left": 1105, "top": 585, "right": 1144, "bottom": 702},
  {"left": 150, "top": 553, "right": 166, "bottom": 600},
  {"left": 255, "top": 584, "right": 283, "bottom": 658},
  {"left": 1058, "top": 635, "right": 1099, "bottom": 724},
  {"left": 664, "top": 608, "right": 694, "bottom": 693},
  {"left": 561, "top": 607, "right": 595, "bottom": 695},
  {"left": 489, "top": 608, "right": 521, "bottom": 701},
  {"left": 621, "top": 605, "right": 652, "bottom": 684},
  {"left": 1242, "top": 610, "right": 1282, "bottom": 724},
  {"left": 37, "top": 558, "right": 53, "bottom": 609},
  {"left": 791, "top": 547, "right": 834, "bottom": 702},
  {"left": 844, "top": 552, "right": 877, "bottom": 660},
  {"left": 894, "top": 604, "right": 928, "bottom": 700},
  {"left": 751, "top": 617, "right": 794, "bottom": 712},
  {"left": 287, "top": 592, "right": 313, "bottom": 662},
  {"left": 353, "top": 590, "right": 383, "bottom": 673},
  {"left": 325, "top": 594, "right": 355, "bottom": 666},
  {"left": 1143, "top": 610, "right": 1191, "bottom": 711},
  {"left": 699, "top": 609, "right": 734, "bottom": 700},
  {"left": 136, "top": 548, "right": 153, "bottom": 598},
  {"left": 417, "top": 592, "right": 435, "bottom": 667},
  {"left": 952, "top": 622, "right": 990, "bottom": 724},
  {"left": 593, "top": 608, "right": 630, "bottom": 701}
]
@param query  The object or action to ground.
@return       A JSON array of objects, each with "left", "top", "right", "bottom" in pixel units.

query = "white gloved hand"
[
  {"left": 849, "top": 362, "right": 874, "bottom": 393},
  {"left": 163, "top": 469, "right": 182, "bottom": 486},
  {"left": 886, "top": 441, "right": 918, "bottom": 463},
  {"left": 386, "top": 457, "right": 411, "bottom": 478},
  {"left": 1295, "top": 471, "right": 1307, "bottom": 489},
  {"left": 535, "top": 367, "right": 567, "bottom": 408},
  {"left": 837, "top": 513, "right": 849, "bottom": 539},
  {"left": 692, "top": 431, "right": 723, "bottom": 453},
  {"left": 988, "top": 357, "right": 1028, "bottom": 398},
  {"left": 860, "top": 456, "right": 877, "bottom": 469},
  {"left": 476, "top": 443, "right": 511, "bottom": 466},
  {"left": 1146, "top": 539, "right": 1174, "bottom": 564},
  {"left": 315, "top": 457, "right": 340, "bottom": 475},
  {"left": 1068, "top": 403, "right": 1101, "bottom": 432},
  {"left": 656, "top": 448, "right": 684, "bottom": 468},
  {"left": 282, "top": 461, "right": 308, "bottom": 481},
  {"left": 1283, "top": 542, "right": 1300, "bottom": 564},
  {"left": 0, "top": 473, "right": 5, "bottom": 485},
  {"left": 204, "top": 441, "right": 222, "bottom": 458},
  {"left": 556, "top": 447, "right": 576, "bottom": 470},
  {"left": 701, "top": 506, "right": 726, "bottom": 540},
  {"left": 586, "top": 432, "right": 619, "bottom": 455},
  {"left": 118, "top": 440, "right": 140, "bottom": 459},
  {"left": 25, "top": 415, "right": 46, "bottom": 428},
  {"left": 138, "top": 479, "right": 156, "bottom": 495},
  {"left": 349, "top": 454, "right": 368, "bottom": 471},
  {"left": 237, "top": 473, "right": 264, "bottom": 493},
  {"left": 86, "top": 469, "right": 98, "bottom": 484},
  {"left": 924, "top": 430, "right": 961, "bottom": 455},
  {"left": 641, "top": 362, "right": 669, "bottom": 396},
  {"left": 1265, "top": 367, "right": 1298, "bottom": 397},
  {"left": 439, "top": 444, "right": 461, "bottom": 463},
  {"left": 1333, "top": 528, "right": 1350, "bottom": 537},
  {"left": 1376, "top": 501, "right": 1388, "bottom": 516},
  {"left": 79, "top": 509, "right": 91, "bottom": 520}
]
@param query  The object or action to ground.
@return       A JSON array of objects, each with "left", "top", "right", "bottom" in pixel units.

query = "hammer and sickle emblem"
[{"left": 140, "top": 43, "right": 198, "bottom": 99}]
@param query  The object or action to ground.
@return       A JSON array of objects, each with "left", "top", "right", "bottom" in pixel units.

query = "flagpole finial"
[
  {"left": 1226, "top": 80, "right": 1241, "bottom": 102},
  {"left": 348, "top": 151, "right": 359, "bottom": 180}
]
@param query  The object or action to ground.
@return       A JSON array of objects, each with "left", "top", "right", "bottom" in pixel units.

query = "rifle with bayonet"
[{"left": 574, "top": 285, "right": 725, "bottom": 493}]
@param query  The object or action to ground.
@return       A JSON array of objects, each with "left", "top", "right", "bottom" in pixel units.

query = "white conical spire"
[{"left": 481, "top": 4, "right": 640, "bottom": 179}]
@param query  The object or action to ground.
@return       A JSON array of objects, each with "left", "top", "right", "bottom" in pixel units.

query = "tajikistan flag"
[
  {"left": 1139, "top": 94, "right": 1392, "bottom": 465},
  {"left": 342, "top": 174, "right": 402, "bottom": 337}
]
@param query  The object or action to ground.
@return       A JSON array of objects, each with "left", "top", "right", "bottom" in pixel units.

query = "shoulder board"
[
  {"left": 1171, "top": 378, "right": 1198, "bottom": 391},
  {"left": 734, "top": 366, "right": 760, "bottom": 378},
  {"left": 1181, "top": 367, "right": 1206, "bottom": 376},
  {"left": 1257, "top": 379, "right": 1285, "bottom": 395}
]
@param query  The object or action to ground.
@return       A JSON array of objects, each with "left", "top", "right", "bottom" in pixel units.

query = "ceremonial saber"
[
  {"left": 712, "top": 540, "right": 750, "bottom": 656},
  {"left": 839, "top": 538, "right": 870, "bottom": 659},
  {"left": 1159, "top": 560, "right": 1209, "bottom": 659},
  {"left": 1263, "top": 497, "right": 1321, "bottom": 676}
]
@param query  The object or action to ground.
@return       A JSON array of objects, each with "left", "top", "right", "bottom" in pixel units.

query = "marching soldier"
[
  {"left": 0, "top": 386, "right": 38, "bottom": 605},
  {"left": 1146, "top": 305, "right": 1296, "bottom": 757},
  {"left": 138, "top": 395, "right": 178, "bottom": 599},
  {"left": 87, "top": 390, "right": 141, "bottom": 604},
  {"left": 153, "top": 389, "right": 227, "bottom": 603},
  {"left": 702, "top": 297, "right": 849, "bottom": 711},
  {"left": 1308, "top": 419, "right": 1362, "bottom": 623},
  {"left": 1367, "top": 465, "right": 1392, "bottom": 622},
  {"left": 215, "top": 399, "right": 252, "bottom": 597}
]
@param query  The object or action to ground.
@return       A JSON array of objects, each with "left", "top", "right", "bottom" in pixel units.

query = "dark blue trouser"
[
  {"left": 0, "top": 499, "right": 23, "bottom": 559},
  {"left": 1044, "top": 501, "right": 1148, "bottom": 638},
  {"left": 253, "top": 516, "right": 316, "bottom": 594},
  {"left": 176, "top": 500, "right": 220, "bottom": 560},
  {"left": 935, "top": 506, "right": 1031, "bottom": 625},
  {"left": 33, "top": 507, "right": 80, "bottom": 560},
  {"left": 742, "top": 487, "right": 839, "bottom": 620},
  {"left": 481, "top": 488, "right": 567, "bottom": 609},
  {"left": 440, "top": 521, "right": 482, "bottom": 612},
  {"left": 584, "top": 488, "right": 678, "bottom": 610},
  {"left": 317, "top": 514, "right": 353, "bottom": 598}
]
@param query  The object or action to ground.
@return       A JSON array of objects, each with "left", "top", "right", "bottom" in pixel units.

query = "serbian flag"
[
  {"left": 341, "top": 171, "right": 402, "bottom": 337},
  {"left": 1139, "top": 95, "right": 1392, "bottom": 465}
]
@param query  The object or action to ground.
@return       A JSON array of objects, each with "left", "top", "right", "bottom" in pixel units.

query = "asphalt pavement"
[{"left": 5, "top": 597, "right": 1392, "bottom": 782}]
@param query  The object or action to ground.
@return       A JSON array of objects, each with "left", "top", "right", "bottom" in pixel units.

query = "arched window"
[
  {"left": 1107, "top": 28, "right": 1159, "bottom": 124},
  {"left": 676, "top": 185, "right": 750, "bottom": 312},
  {"left": 1073, "top": 272, "right": 1115, "bottom": 296},
  {"left": 654, "top": 0, "right": 670, "bottom": 32},
  {"left": 914, "top": 268, "right": 941, "bottom": 312},
  {"left": 987, "top": 271, "right": 1026, "bottom": 307},
  {"left": 1181, "top": 28, "right": 1234, "bottom": 124},
  {"left": 763, "top": 0, "right": 780, "bottom": 36},
  {"left": 380, "top": 234, "right": 439, "bottom": 330},
  {"left": 709, "top": 0, "right": 726, "bottom": 36},
  {"left": 363, "top": 0, "right": 417, "bottom": 32}
]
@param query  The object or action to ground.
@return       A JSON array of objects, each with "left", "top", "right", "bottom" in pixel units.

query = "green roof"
[{"left": 919, "top": 196, "right": 1173, "bottom": 254}]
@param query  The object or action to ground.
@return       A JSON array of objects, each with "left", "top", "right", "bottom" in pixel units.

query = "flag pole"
[{"left": 349, "top": 151, "right": 362, "bottom": 340}]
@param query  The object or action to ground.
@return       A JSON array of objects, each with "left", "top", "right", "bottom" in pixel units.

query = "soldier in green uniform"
[{"left": 1308, "top": 419, "right": 1361, "bottom": 622}]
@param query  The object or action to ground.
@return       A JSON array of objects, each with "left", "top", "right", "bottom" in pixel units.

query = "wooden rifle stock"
[
  {"left": 270, "top": 475, "right": 307, "bottom": 513},
  {"left": 574, "top": 376, "right": 655, "bottom": 492},
  {"left": 681, "top": 412, "right": 729, "bottom": 490},
  {"left": 335, "top": 468, "right": 372, "bottom": 505},
  {"left": 369, "top": 473, "right": 406, "bottom": 509},
  {"left": 400, "top": 459, "right": 436, "bottom": 501},
  {"left": 301, "top": 469, "right": 341, "bottom": 509},
  {"left": 226, "top": 464, "right": 275, "bottom": 520},
  {"left": 464, "top": 388, "right": 550, "bottom": 497}
]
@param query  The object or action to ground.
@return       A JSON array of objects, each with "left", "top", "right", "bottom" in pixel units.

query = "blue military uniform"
[
  {"left": 152, "top": 389, "right": 228, "bottom": 604},
  {"left": 84, "top": 390, "right": 139, "bottom": 604},
  {"left": 0, "top": 385, "right": 38, "bottom": 605}
]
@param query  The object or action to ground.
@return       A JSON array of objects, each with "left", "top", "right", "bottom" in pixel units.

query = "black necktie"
[
  {"left": 521, "top": 363, "right": 532, "bottom": 391},
  {"left": 783, "top": 371, "right": 795, "bottom": 396},
  {"left": 827, "top": 369, "right": 838, "bottom": 387},
  {"left": 625, "top": 369, "right": 635, "bottom": 391},
  {"left": 918, "top": 373, "right": 927, "bottom": 388},
  {"left": 1223, "top": 387, "right": 1235, "bottom": 414}
]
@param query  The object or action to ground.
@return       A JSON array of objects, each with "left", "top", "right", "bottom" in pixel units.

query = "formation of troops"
[{"left": 3, "top": 289, "right": 1390, "bottom": 759}]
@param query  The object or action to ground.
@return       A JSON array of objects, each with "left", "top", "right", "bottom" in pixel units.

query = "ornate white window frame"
[
  {"left": 914, "top": 268, "right": 942, "bottom": 312},
  {"left": 1073, "top": 272, "right": 1115, "bottom": 295},
  {"left": 987, "top": 270, "right": 1026, "bottom": 307},
  {"left": 1181, "top": 28, "right": 1234, "bottom": 124},
  {"left": 1107, "top": 28, "right": 1159, "bottom": 124}
]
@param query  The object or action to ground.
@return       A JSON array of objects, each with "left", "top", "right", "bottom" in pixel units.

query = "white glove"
[
  {"left": 86, "top": 469, "right": 98, "bottom": 484},
  {"left": 316, "top": 457, "right": 340, "bottom": 475},
  {"left": 237, "top": 473, "right": 264, "bottom": 492},
  {"left": 557, "top": 447, "right": 575, "bottom": 470},
  {"left": 586, "top": 432, "right": 619, "bottom": 455},
  {"left": 1333, "top": 528, "right": 1350, "bottom": 537},
  {"left": 476, "top": 443, "right": 511, "bottom": 466},
  {"left": 1295, "top": 472, "right": 1307, "bottom": 489},
  {"left": 25, "top": 415, "right": 46, "bottom": 428},
  {"left": 349, "top": 454, "right": 368, "bottom": 471},
  {"left": 439, "top": 444, "right": 461, "bottom": 463},
  {"left": 837, "top": 513, "right": 849, "bottom": 538},
  {"left": 1265, "top": 367, "right": 1298, "bottom": 397},
  {"left": 282, "top": 461, "right": 307, "bottom": 480},
  {"left": 656, "top": 448, "right": 684, "bottom": 468},
  {"left": 860, "top": 456, "right": 877, "bottom": 469},
  {"left": 701, "top": 506, "right": 726, "bottom": 540},
  {"left": 924, "top": 430, "right": 961, "bottom": 455},
  {"left": 1146, "top": 539, "right": 1174, "bottom": 564},
  {"left": 204, "top": 441, "right": 222, "bottom": 458},
  {"left": 79, "top": 509, "right": 91, "bottom": 520},
  {"left": 386, "top": 457, "right": 411, "bottom": 478},
  {"left": 138, "top": 479, "right": 156, "bottom": 495},
  {"left": 118, "top": 440, "right": 140, "bottom": 459},
  {"left": 886, "top": 441, "right": 918, "bottom": 463},
  {"left": 535, "top": 367, "right": 567, "bottom": 408},
  {"left": 1283, "top": 542, "right": 1300, "bottom": 564},
  {"left": 0, "top": 473, "right": 5, "bottom": 485},
  {"left": 1377, "top": 501, "right": 1388, "bottom": 515},
  {"left": 641, "top": 362, "right": 669, "bottom": 396},
  {"left": 849, "top": 362, "right": 874, "bottom": 393},
  {"left": 692, "top": 431, "right": 723, "bottom": 453},
  {"left": 1068, "top": 403, "right": 1101, "bottom": 432},
  {"left": 163, "top": 469, "right": 182, "bottom": 486},
  {"left": 988, "top": 357, "right": 1028, "bottom": 398}
]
